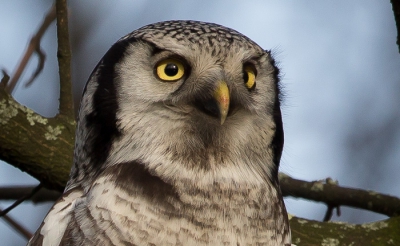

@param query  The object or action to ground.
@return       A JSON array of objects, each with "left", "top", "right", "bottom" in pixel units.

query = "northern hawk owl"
[{"left": 28, "top": 20, "right": 291, "bottom": 246}]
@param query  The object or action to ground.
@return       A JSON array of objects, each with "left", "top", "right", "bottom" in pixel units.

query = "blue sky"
[{"left": 1, "top": 1, "right": 399, "bottom": 245}]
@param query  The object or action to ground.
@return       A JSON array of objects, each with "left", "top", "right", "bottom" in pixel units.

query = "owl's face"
[
  {"left": 75, "top": 20, "right": 283, "bottom": 184},
  {"left": 115, "top": 22, "right": 279, "bottom": 128}
]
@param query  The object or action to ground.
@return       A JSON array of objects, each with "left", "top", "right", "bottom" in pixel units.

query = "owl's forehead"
[{"left": 121, "top": 20, "right": 264, "bottom": 56}]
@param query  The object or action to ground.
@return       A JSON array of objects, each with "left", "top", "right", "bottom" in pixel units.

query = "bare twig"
[
  {"left": 5, "top": 4, "right": 56, "bottom": 94},
  {"left": 280, "top": 173, "right": 400, "bottom": 217},
  {"left": 0, "top": 186, "right": 60, "bottom": 203},
  {"left": 0, "top": 207, "right": 32, "bottom": 240},
  {"left": 323, "top": 204, "right": 341, "bottom": 222},
  {"left": 391, "top": 0, "right": 400, "bottom": 53},
  {"left": 0, "top": 184, "right": 43, "bottom": 217},
  {"left": 24, "top": 45, "right": 46, "bottom": 87},
  {"left": 0, "top": 70, "right": 10, "bottom": 88},
  {"left": 56, "top": 0, "right": 74, "bottom": 119}
]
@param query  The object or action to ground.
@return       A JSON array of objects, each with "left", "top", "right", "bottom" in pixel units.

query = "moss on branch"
[
  {"left": 0, "top": 87, "right": 74, "bottom": 191},
  {"left": 290, "top": 216, "right": 400, "bottom": 245}
]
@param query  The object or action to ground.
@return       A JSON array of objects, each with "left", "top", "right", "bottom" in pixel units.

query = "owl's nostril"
[
  {"left": 193, "top": 97, "right": 220, "bottom": 119},
  {"left": 192, "top": 97, "right": 237, "bottom": 121}
]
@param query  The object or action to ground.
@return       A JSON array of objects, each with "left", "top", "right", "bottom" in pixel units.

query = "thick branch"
[
  {"left": 290, "top": 215, "right": 400, "bottom": 245},
  {"left": 56, "top": 0, "right": 74, "bottom": 119},
  {"left": 280, "top": 173, "right": 400, "bottom": 217},
  {"left": 0, "top": 88, "right": 73, "bottom": 191}
]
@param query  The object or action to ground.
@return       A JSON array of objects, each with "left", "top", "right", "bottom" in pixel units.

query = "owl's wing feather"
[{"left": 27, "top": 188, "right": 84, "bottom": 246}]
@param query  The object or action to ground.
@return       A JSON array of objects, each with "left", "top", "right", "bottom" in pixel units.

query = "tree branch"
[
  {"left": 391, "top": 0, "right": 400, "bottom": 53},
  {"left": 0, "top": 207, "right": 32, "bottom": 240},
  {"left": 24, "top": 44, "right": 46, "bottom": 87},
  {"left": 0, "top": 186, "right": 60, "bottom": 203},
  {"left": 5, "top": 4, "right": 56, "bottom": 94},
  {"left": 290, "top": 215, "right": 400, "bottom": 245},
  {"left": 280, "top": 173, "right": 400, "bottom": 217},
  {"left": 0, "top": 88, "right": 73, "bottom": 191},
  {"left": 0, "top": 1, "right": 75, "bottom": 191},
  {"left": 0, "top": 184, "right": 43, "bottom": 217},
  {"left": 56, "top": 0, "right": 74, "bottom": 119}
]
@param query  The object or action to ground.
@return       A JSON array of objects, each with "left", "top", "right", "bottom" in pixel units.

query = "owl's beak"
[
  {"left": 193, "top": 81, "right": 230, "bottom": 124},
  {"left": 213, "top": 81, "right": 230, "bottom": 125}
]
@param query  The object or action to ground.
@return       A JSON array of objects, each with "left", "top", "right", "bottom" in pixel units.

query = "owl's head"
[{"left": 71, "top": 20, "right": 283, "bottom": 187}]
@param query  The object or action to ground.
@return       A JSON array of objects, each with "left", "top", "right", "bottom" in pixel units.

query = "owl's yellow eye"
[
  {"left": 156, "top": 59, "right": 185, "bottom": 82},
  {"left": 243, "top": 65, "right": 256, "bottom": 90}
]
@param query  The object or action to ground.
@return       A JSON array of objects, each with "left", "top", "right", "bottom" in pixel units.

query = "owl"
[{"left": 28, "top": 20, "right": 291, "bottom": 245}]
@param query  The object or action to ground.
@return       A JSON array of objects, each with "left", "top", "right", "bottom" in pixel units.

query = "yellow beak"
[{"left": 213, "top": 81, "right": 230, "bottom": 125}]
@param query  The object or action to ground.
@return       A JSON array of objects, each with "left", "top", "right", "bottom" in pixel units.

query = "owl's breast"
[{"left": 71, "top": 162, "right": 291, "bottom": 245}]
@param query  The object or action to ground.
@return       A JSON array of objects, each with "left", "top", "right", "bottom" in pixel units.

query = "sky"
[{"left": 1, "top": 1, "right": 400, "bottom": 245}]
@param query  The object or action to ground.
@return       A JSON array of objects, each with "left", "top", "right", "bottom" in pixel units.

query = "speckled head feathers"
[{"left": 122, "top": 20, "right": 264, "bottom": 52}]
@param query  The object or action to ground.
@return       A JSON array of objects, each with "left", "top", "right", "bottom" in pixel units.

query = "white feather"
[{"left": 40, "top": 189, "right": 83, "bottom": 246}]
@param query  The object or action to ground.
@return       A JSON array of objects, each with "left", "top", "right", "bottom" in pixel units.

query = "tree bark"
[{"left": 0, "top": 87, "right": 73, "bottom": 191}]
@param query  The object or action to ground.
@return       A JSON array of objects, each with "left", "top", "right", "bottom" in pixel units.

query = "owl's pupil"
[
  {"left": 243, "top": 71, "right": 249, "bottom": 83},
  {"left": 165, "top": 64, "right": 178, "bottom": 76}
]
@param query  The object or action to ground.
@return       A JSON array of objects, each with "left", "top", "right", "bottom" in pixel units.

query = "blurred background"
[{"left": 1, "top": 1, "right": 400, "bottom": 245}]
